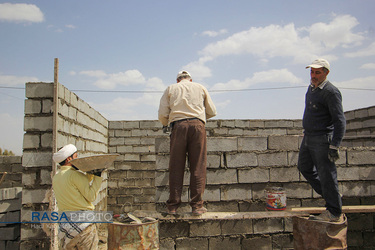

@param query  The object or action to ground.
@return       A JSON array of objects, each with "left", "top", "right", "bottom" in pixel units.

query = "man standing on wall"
[
  {"left": 298, "top": 59, "right": 346, "bottom": 222},
  {"left": 158, "top": 70, "right": 217, "bottom": 216},
  {"left": 52, "top": 144, "right": 103, "bottom": 249}
]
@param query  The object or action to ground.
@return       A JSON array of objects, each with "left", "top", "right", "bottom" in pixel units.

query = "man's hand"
[{"left": 328, "top": 147, "right": 340, "bottom": 163}]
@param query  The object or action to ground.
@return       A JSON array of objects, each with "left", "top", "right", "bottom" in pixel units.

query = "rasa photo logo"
[{"left": 30, "top": 211, "right": 113, "bottom": 223}]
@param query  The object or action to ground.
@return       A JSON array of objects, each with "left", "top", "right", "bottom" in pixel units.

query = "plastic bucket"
[
  {"left": 108, "top": 220, "right": 159, "bottom": 249},
  {"left": 265, "top": 187, "right": 286, "bottom": 211}
]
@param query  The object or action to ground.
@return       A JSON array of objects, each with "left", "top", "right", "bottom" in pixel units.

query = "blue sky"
[{"left": 1, "top": 0, "right": 374, "bottom": 155}]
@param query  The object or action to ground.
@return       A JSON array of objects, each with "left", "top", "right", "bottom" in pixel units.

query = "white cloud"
[
  {"left": 65, "top": 24, "right": 76, "bottom": 29},
  {"left": 211, "top": 69, "right": 303, "bottom": 90},
  {"left": 0, "top": 74, "right": 39, "bottom": 86},
  {"left": 345, "top": 42, "right": 375, "bottom": 58},
  {"left": 360, "top": 63, "right": 375, "bottom": 70},
  {"left": 308, "top": 14, "right": 364, "bottom": 49},
  {"left": 335, "top": 76, "right": 375, "bottom": 89},
  {"left": 80, "top": 70, "right": 107, "bottom": 78},
  {"left": 189, "top": 14, "right": 365, "bottom": 81},
  {"left": 0, "top": 3, "right": 44, "bottom": 23},
  {"left": 202, "top": 29, "right": 228, "bottom": 37}
]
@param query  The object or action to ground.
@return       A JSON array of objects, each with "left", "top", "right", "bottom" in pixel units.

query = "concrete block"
[
  {"left": 207, "top": 154, "right": 221, "bottom": 169},
  {"left": 24, "top": 99, "right": 41, "bottom": 114},
  {"left": 258, "top": 152, "right": 288, "bottom": 167},
  {"left": 226, "top": 152, "right": 257, "bottom": 168},
  {"left": 155, "top": 137, "right": 170, "bottom": 153},
  {"left": 159, "top": 238, "right": 175, "bottom": 249},
  {"left": 288, "top": 151, "right": 299, "bottom": 166},
  {"left": 253, "top": 217, "right": 284, "bottom": 234},
  {"left": 209, "top": 237, "right": 241, "bottom": 250},
  {"left": 363, "top": 118, "right": 375, "bottom": 128},
  {"left": 0, "top": 198, "right": 21, "bottom": 212},
  {"left": 41, "top": 133, "right": 53, "bottom": 148},
  {"left": 203, "top": 187, "right": 220, "bottom": 201},
  {"left": 40, "top": 169, "right": 52, "bottom": 185},
  {"left": 206, "top": 169, "right": 237, "bottom": 185},
  {"left": 190, "top": 221, "right": 221, "bottom": 236},
  {"left": 140, "top": 154, "right": 156, "bottom": 162},
  {"left": 221, "top": 184, "right": 252, "bottom": 200},
  {"left": 249, "top": 120, "right": 265, "bottom": 128},
  {"left": 159, "top": 221, "right": 189, "bottom": 238},
  {"left": 238, "top": 168, "right": 269, "bottom": 183},
  {"left": 22, "top": 172, "right": 37, "bottom": 186},
  {"left": 207, "top": 137, "right": 237, "bottom": 152},
  {"left": 342, "top": 182, "right": 371, "bottom": 197},
  {"left": 242, "top": 236, "right": 272, "bottom": 249},
  {"left": 0, "top": 187, "right": 22, "bottom": 200},
  {"left": 283, "top": 183, "right": 312, "bottom": 198},
  {"left": 228, "top": 128, "right": 244, "bottom": 136},
  {"left": 22, "top": 152, "right": 52, "bottom": 167},
  {"left": 347, "top": 149, "right": 375, "bottom": 165},
  {"left": 156, "top": 155, "right": 169, "bottom": 170},
  {"left": 238, "top": 137, "right": 267, "bottom": 151},
  {"left": 140, "top": 120, "right": 159, "bottom": 128},
  {"left": 268, "top": 135, "right": 299, "bottom": 150},
  {"left": 23, "top": 134, "right": 40, "bottom": 149},
  {"left": 176, "top": 237, "right": 208, "bottom": 250},
  {"left": 221, "top": 219, "right": 253, "bottom": 235},
  {"left": 213, "top": 128, "right": 229, "bottom": 135},
  {"left": 270, "top": 167, "right": 300, "bottom": 182},
  {"left": 24, "top": 116, "right": 53, "bottom": 131},
  {"left": 25, "top": 82, "right": 53, "bottom": 98},
  {"left": 354, "top": 108, "right": 369, "bottom": 119},
  {"left": 0, "top": 225, "right": 20, "bottom": 240},
  {"left": 22, "top": 189, "right": 50, "bottom": 204},
  {"left": 108, "top": 121, "right": 124, "bottom": 129},
  {"left": 123, "top": 121, "right": 140, "bottom": 129}
]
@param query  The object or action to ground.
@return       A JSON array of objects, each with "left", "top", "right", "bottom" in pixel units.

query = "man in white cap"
[
  {"left": 52, "top": 144, "right": 103, "bottom": 249},
  {"left": 297, "top": 59, "right": 346, "bottom": 222},
  {"left": 158, "top": 70, "right": 217, "bottom": 215}
]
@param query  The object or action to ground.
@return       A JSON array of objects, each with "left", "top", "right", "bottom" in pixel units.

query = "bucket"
[
  {"left": 265, "top": 187, "right": 286, "bottom": 211},
  {"left": 108, "top": 220, "right": 159, "bottom": 249}
]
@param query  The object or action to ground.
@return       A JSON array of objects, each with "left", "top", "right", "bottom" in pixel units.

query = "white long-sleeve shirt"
[{"left": 158, "top": 79, "right": 217, "bottom": 126}]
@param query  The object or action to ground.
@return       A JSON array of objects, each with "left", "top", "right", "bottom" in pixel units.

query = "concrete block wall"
[
  {"left": 0, "top": 187, "right": 22, "bottom": 250},
  {"left": 343, "top": 105, "right": 375, "bottom": 147},
  {"left": 21, "top": 82, "right": 109, "bottom": 249},
  {"left": 0, "top": 156, "right": 22, "bottom": 189}
]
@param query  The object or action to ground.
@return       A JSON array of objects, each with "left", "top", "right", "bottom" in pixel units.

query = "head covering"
[
  {"left": 176, "top": 70, "right": 191, "bottom": 80},
  {"left": 53, "top": 144, "right": 77, "bottom": 163},
  {"left": 306, "top": 59, "right": 330, "bottom": 71}
]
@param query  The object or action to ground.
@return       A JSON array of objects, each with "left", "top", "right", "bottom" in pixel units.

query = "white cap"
[
  {"left": 53, "top": 144, "right": 77, "bottom": 163},
  {"left": 176, "top": 70, "right": 191, "bottom": 79},
  {"left": 306, "top": 59, "right": 330, "bottom": 71}
]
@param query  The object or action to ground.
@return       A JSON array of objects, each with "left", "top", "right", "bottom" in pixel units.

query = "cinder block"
[
  {"left": 228, "top": 128, "right": 244, "bottom": 136},
  {"left": 0, "top": 198, "right": 21, "bottom": 212},
  {"left": 0, "top": 224, "right": 20, "bottom": 240},
  {"left": 258, "top": 152, "right": 288, "bottom": 167},
  {"left": 221, "top": 184, "right": 252, "bottom": 200},
  {"left": 207, "top": 137, "right": 237, "bottom": 152},
  {"left": 206, "top": 169, "right": 237, "bottom": 185},
  {"left": 159, "top": 238, "right": 175, "bottom": 249},
  {"left": 283, "top": 183, "right": 312, "bottom": 199},
  {"left": 0, "top": 187, "right": 22, "bottom": 201},
  {"left": 24, "top": 116, "right": 53, "bottom": 131},
  {"left": 226, "top": 152, "right": 257, "bottom": 168},
  {"left": 341, "top": 182, "right": 371, "bottom": 197},
  {"left": 190, "top": 221, "right": 221, "bottom": 236},
  {"left": 238, "top": 168, "right": 269, "bottom": 183},
  {"left": 203, "top": 187, "right": 220, "bottom": 201},
  {"left": 155, "top": 137, "right": 170, "bottom": 153},
  {"left": 26, "top": 82, "right": 53, "bottom": 98},
  {"left": 209, "top": 237, "right": 241, "bottom": 250},
  {"left": 249, "top": 120, "right": 265, "bottom": 128},
  {"left": 159, "top": 221, "right": 189, "bottom": 238},
  {"left": 253, "top": 218, "right": 284, "bottom": 234},
  {"left": 41, "top": 133, "right": 53, "bottom": 148},
  {"left": 221, "top": 219, "right": 253, "bottom": 235},
  {"left": 140, "top": 120, "right": 160, "bottom": 128},
  {"left": 22, "top": 152, "right": 52, "bottom": 167},
  {"left": 207, "top": 154, "right": 221, "bottom": 169},
  {"left": 347, "top": 149, "right": 375, "bottom": 165},
  {"left": 23, "top": 134, "right": 40, "bottom": 149},
  {"left": 24, "top": 99, "right": 41, "bottom": 114},
  {"left": 108, "top": 121, "right": 124, "bottom": 129},
  {"left": 123, "top": 121, "right": 140, "bottom": 129},
  {"left": 176, "top": 237, "right": 208, "bottom": 250},
  {"left": 268, "top": 135, "right": 299, "bottom": 150},
  {"left": 270, "top": 167, "right": 299, "bottom": 182},
  {"left": 238, "top": 137, "right": 267, "bottom": 151},
  {"left": 242, "top": 236, "right": 272, "bottom": 249},
  {"left": 22, "top": 189, "right": 50, "bottom": 204}
]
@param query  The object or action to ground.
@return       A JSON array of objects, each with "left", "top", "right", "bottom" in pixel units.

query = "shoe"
[
  {"left": 309, "top": 210, "right": 342, "bottom": 222},
  {"left": 167, "top": 209, "right": 177, "bottom": 215},
  {"left": 192, "top": 207, "right": 207, "bottom": 216}
]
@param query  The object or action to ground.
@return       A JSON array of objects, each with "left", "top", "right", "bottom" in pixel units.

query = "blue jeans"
[{"left": 297, "top": 134, "right": 342, "bottom": 216}]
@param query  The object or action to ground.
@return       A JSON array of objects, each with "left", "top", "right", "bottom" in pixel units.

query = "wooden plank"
[{"left": 290, "top": 205, "right": 375, "bottom": 213}]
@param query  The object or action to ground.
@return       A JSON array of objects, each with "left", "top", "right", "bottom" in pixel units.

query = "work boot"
[
  {"left": 309, "top": 210, "right": 343, "bottom": 222},
  {"left": 192, "top": 207, "right": 207, "bottom": 216}
]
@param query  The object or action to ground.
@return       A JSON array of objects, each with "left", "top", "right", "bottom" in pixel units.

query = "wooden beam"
[{"left": 290, "top": 205, "right": 375, "bottom": 214}]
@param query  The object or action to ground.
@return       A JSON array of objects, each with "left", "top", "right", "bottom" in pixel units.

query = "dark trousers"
[
  {"left": 297, "top": 134, "right": 342, "bottom": 216},
  {"left": 166, "top": 119, "right": 207, "bottom": 210}
]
